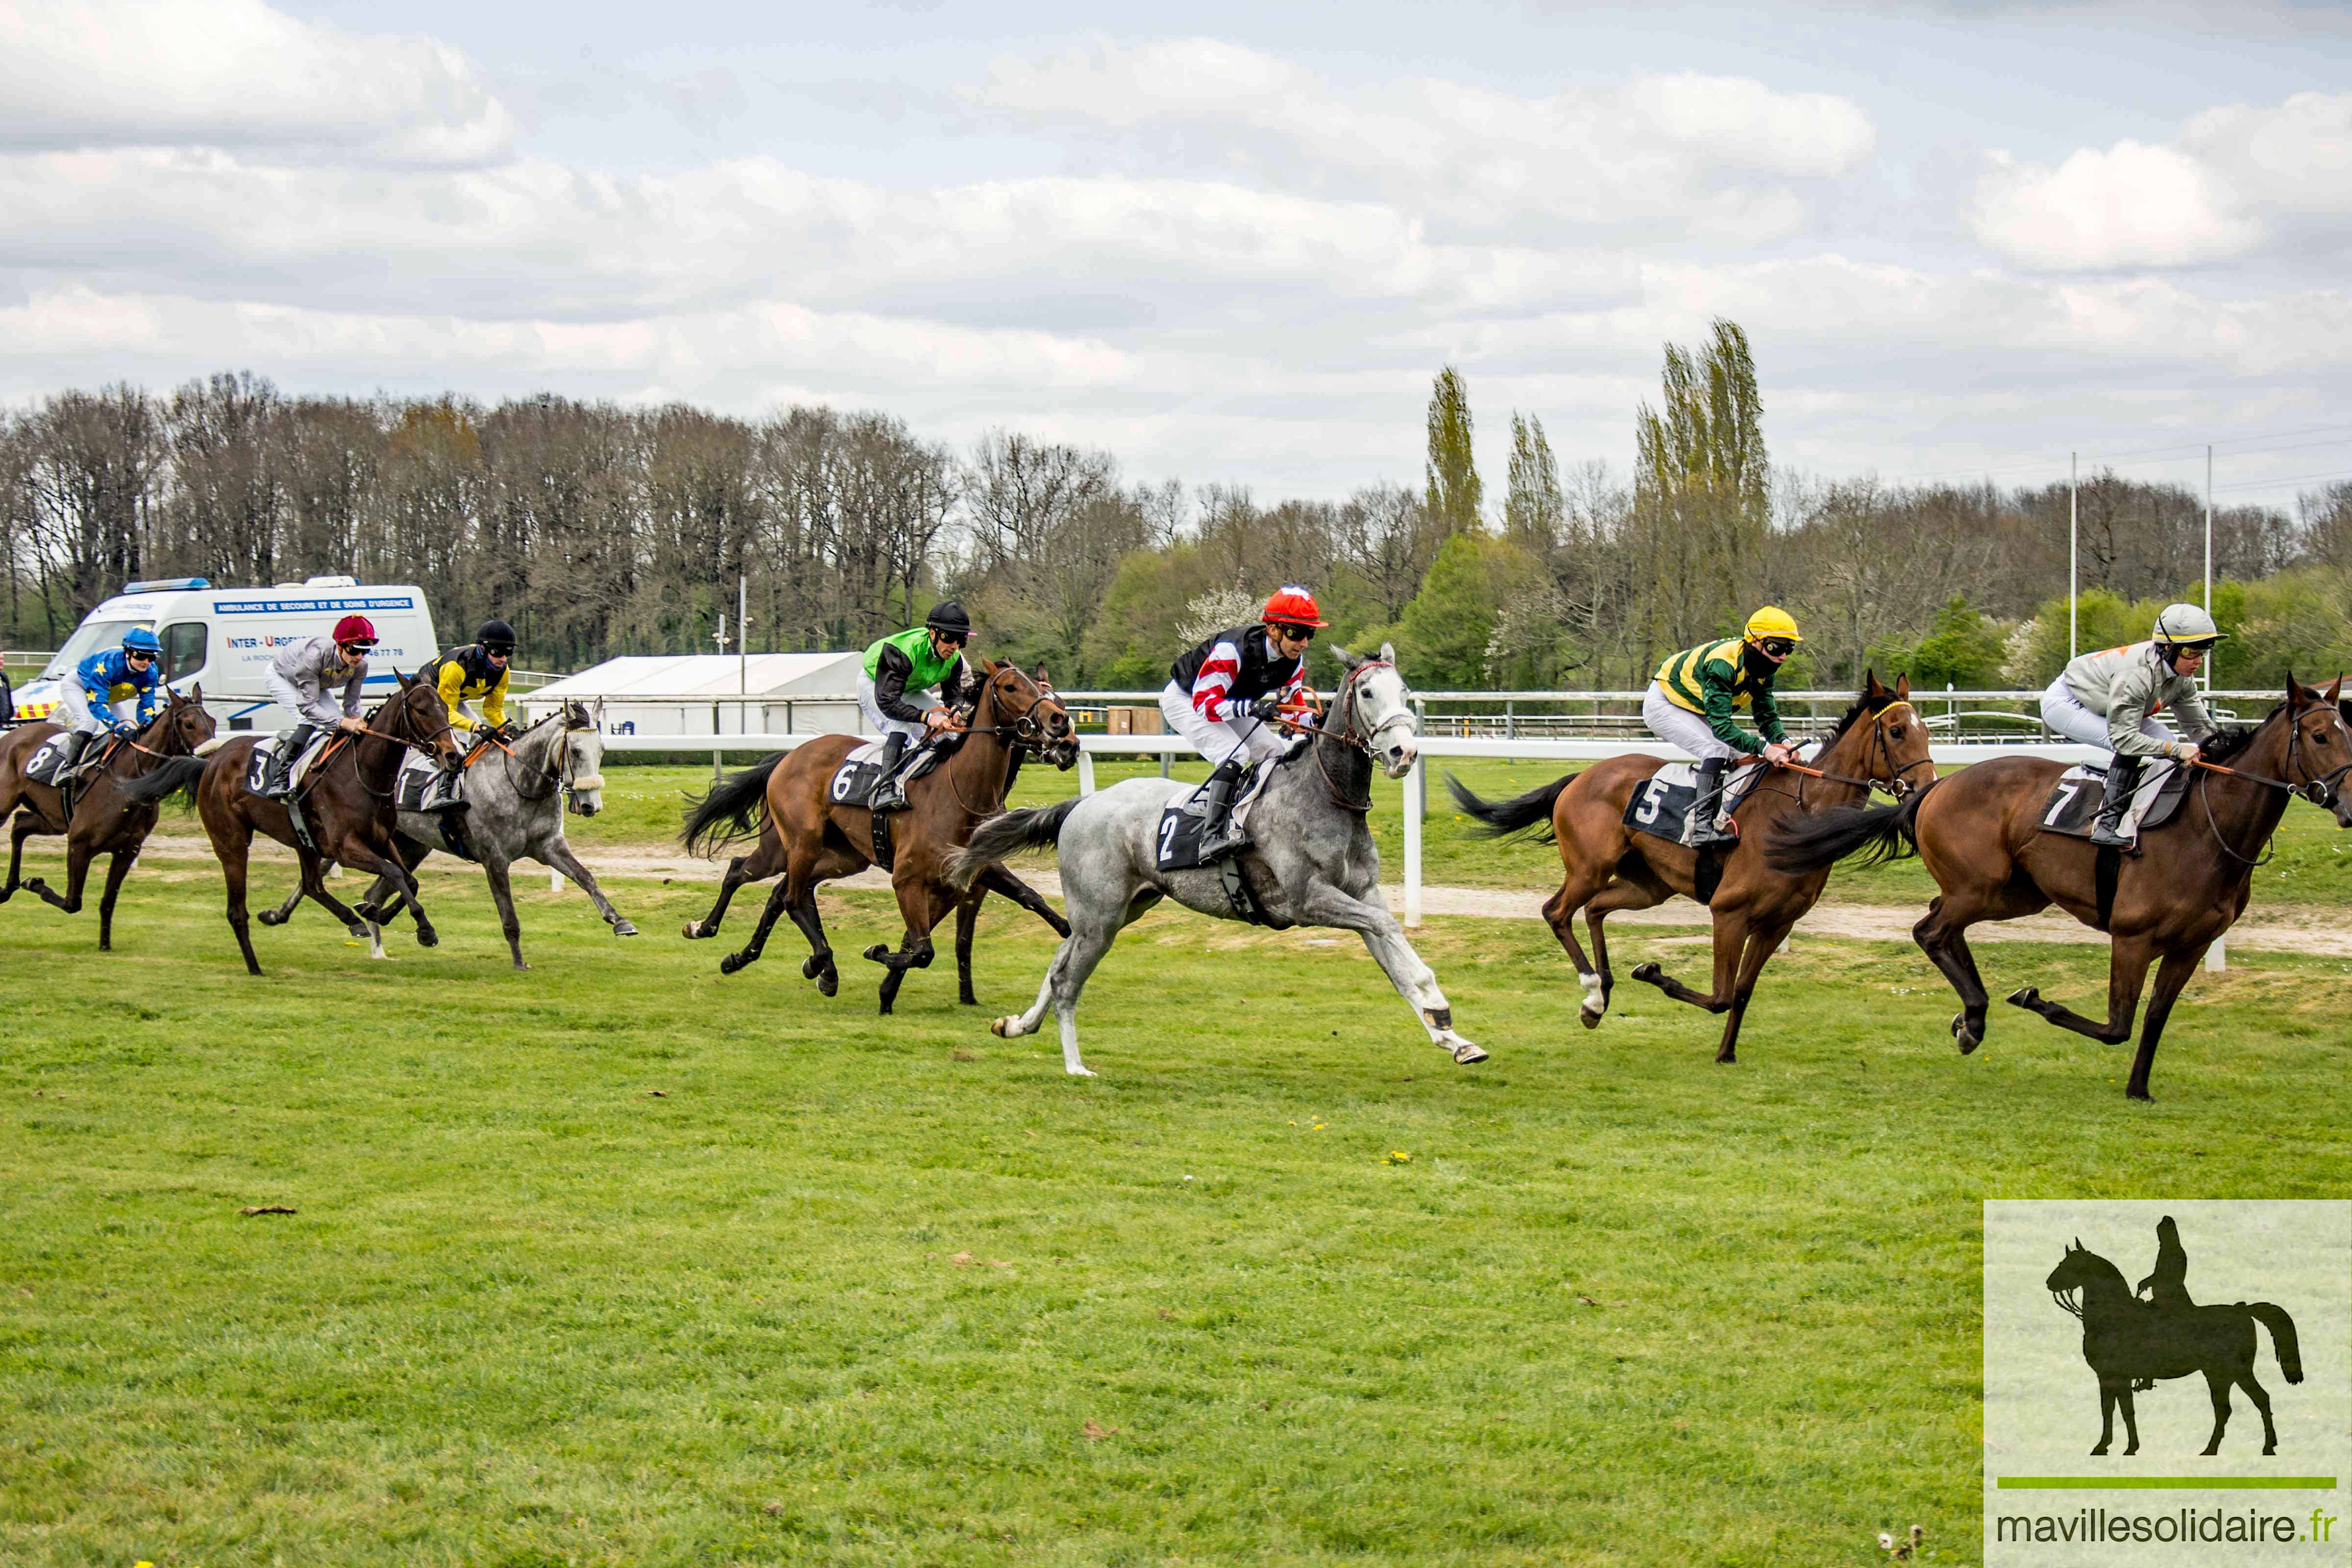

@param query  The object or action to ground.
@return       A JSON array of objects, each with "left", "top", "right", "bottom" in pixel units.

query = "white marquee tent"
[{"left": 514, "top": 652, "right": 866, "bottom": 736}]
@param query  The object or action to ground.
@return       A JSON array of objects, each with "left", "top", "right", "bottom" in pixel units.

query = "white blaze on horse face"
[
  {"left": 566, "top": 728, "right": 606, "bottom": 816},
  {"left": 1357, "top": 664, "right": 1418, "bottom": 778}
]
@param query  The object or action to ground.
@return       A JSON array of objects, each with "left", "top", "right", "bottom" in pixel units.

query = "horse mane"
[
  {"left": 1823, "top": 682, "right": 1901, "bottom": 744},
  {"left": 2200, "top": 703, "right": 2284, "bottom": 764}
]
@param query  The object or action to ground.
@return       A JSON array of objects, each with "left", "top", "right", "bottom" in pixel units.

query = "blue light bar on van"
[{"left": 122, "top": 577, "right": 210, "bottom": 593}]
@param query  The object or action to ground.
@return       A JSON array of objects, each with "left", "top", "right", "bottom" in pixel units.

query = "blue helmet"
[{"left": 121, "top": 627, "right": 162, "bottom": 656}]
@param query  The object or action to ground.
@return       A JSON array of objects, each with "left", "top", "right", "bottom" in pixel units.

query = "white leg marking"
[{"left": 1579, "top": 970, "right": 1605, "bottom": 1014}]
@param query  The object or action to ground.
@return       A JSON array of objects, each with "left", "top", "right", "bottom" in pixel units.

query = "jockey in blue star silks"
[
  {"left": 55, "top": 625, "right": 166, "bottom": 781},
  {"left": 859, "top": 601, "right": 981, "bottom": 812},
  {"left": 2039, "top": 602, "right": 2223, "bottom": 847},
  {"left": 1161, "top": 586, "right": 1323, "bottom": 858},
  {"left": 1643, "top": 606, "right": 1803, "bottom": 849}
]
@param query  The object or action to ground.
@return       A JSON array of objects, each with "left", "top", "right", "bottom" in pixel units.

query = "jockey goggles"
[
  {"left": 1755, "top": 637, "right": 1795, "bottom": 659},
  {"left": 124, "top": 647, "right": 155, "bottom": 664},
  {"left": 1272, "top": 621, "right": 1317, "bottom": 641}
]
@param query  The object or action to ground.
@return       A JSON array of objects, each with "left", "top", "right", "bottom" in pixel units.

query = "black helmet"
[
  {"left": 925, "top": 601, "right": 973, "bottom": 641},
  {"left": 477, "top": 618, "right": 516, "bottom": 653}
]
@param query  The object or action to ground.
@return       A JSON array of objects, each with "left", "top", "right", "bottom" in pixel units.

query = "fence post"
[
  {"left": 2205, "top": 936, "right": 2226, "bottom": 973},
  {"left": 1403, "top": 754, "right": 1423, "bottom": 928},
  {"left": 1078, "top": 749, "right": 1097, "bottom": 797}
]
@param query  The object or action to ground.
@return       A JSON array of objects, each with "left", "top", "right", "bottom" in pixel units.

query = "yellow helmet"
[{"left": 1743, "top": 606, "right": 1803, "bottom": 644}]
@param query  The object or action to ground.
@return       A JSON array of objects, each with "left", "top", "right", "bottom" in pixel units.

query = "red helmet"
[
  {"left": 1261, "top": 586, "right": 1327, "bottom": 628},
  {"left": 332, "top": 613, "right": 377, "bottom": 647}
]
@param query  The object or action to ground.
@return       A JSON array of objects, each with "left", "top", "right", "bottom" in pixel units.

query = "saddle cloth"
[
  {"left": 24, "top": 730, "right": 76, "bottom": 786},
  {"left": 394, "top": 748, "right": 467, "bottom": 813},
  {"left": 2036, "top": 759, "right": 2186, "bottom": 842},
  {"left": 827, "top": 737, "right": 891, "bottom": 808},
  {"left": 245, "top": 730, "right": 335, "bottom": 796},
  {"left": 1155, "top": 754, "right": 1280, "bottom": 872},
  {"left": 1621, "top": 741, "right": 1824, "bottom": 846}
]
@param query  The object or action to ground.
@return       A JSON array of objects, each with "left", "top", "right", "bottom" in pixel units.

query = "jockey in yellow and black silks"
[
  {"left": 423, "top": 619, "right": 516, "bottom": 744},
  {"left": 1643, "top": 607, "right": 1803, "bottom": 849}
]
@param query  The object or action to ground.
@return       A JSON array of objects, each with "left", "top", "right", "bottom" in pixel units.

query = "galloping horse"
[
  {"left": 1769, "top": 676, "right": 2352, "bottom": 1098},
  {"left": 0, "top": 687, "right": 216, "bottom": 948},
  {"left": 124, "top": 676, "right": 463, "bottom": 974},
  {"left": 256, "top": 700, "right": 638, "bottom": 969},
  {"left": 680, "top": 659, "right": 1077, "bottom": 1013},
  {"left": 1448, "top": 675, "right": 1934, "bottom": 1065},
  {"left": 952, "top": 644, "right": 1486, "bottom": 1076}
]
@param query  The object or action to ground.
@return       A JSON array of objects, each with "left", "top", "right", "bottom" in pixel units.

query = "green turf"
[
  {"left": 577, "top": 756, "right": 2352, "bottom": 909},
  {"left": 4, "top": 869, "right": 2347, "bottom": 1566}
]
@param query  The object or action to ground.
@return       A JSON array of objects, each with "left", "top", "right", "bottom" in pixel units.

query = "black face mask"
[{"left": 1741, "top": 642, "right": 1781, "bottom": 680}]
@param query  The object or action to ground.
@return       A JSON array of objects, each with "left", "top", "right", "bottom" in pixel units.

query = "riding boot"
[
  {"left": 49, "top": 730, "right": 88, "bottom": 784},
  {"left": 1682, "top": 757, "right": 1738, "bottom": 848},
  {"left": 867, "top": 732, "right": 911, "bottom": 812},
  {"left": 1196, "top": 758, "right": 1250, "bottom": 858},
  {"left": 264, "top": 724, "right": 314, "bottom": 798},
  {"left": 2088, "top": 754, "right": 2143, "bottom": 848}
]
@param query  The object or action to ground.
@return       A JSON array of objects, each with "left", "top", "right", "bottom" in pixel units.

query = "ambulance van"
[{"left": 10, "top": 577, "right": 440, "bottom": 732}]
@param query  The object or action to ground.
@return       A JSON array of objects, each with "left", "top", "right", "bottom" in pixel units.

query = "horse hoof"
[
  {"left": 1450, "top": 1039, "right": 1488, "bottom": 1065},
  {"left": 513, "top": 961, "right": 531, "bottom": 972},
  {"left": 720, "top": 953, "right": 745, "bottom": 976},
  {"left": 1631, "top": 961, "right": 1662, "bottom": 984},
  {"left": 801, "top": 955, "right": 825, "bottom": 980},
  {"left": 257, "top": 909, "right": 284, "bottom": 927},
  {"left": 1066, "top": 1063, "right": 1097, "bottom": 1077},
  {"left": 416, "top": 930, "right": 438, "bottom": 949},
  {"left": 816, "top": 970, "right": 838, "bottom": 998},
  {"left": 990, "top": 1017, "right": 1012, "bottom": 1037},
  {"left": 1579, "top": 1005, "right": 1603, "bottom": 1031},
  {"left": 862, "top": 943, "right": 891, "bottom": 963},
  {"left": 2006, "top": 986, "right": 2038, "bottom": 1010},
  {"left": 681, "top": 920, "right": 707, "bottom": 940},
  {"left": 612, "top": 920, "right": 639, "bottom": 937},
  {"left": 1952, "top": 1012, "right": 1983, "bottom": 1054}
]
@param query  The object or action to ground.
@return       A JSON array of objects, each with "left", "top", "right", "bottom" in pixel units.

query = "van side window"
[{"left": 160, "top": 622, "right": 206, "bottom": 684}]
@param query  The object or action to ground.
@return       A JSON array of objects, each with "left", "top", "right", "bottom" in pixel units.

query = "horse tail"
[
  {"left": 681, "top": 751, "right": 785, "bottom": 856},
  {"left": 1446, "top": 772, "right": 1570, "bottom": 843},
  {"left": 118, "top": 755, "right": 207, "bottom": 808},
  {"left": 1764, "top": 787, "right": 1926, "bottom": 874},
  {"left": 951, "top": 797, "right": 1081, "bottom": 889},
  {"left": 2247, "top": 1301, "right": 2303, "bottom": 1383}
]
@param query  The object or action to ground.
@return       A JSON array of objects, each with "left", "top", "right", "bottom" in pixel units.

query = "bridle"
[
  {"left": 2186, "top": 699, "right": 2352, "bottom": 864},
  {"left": 1753, "top": 699, "right": 1932, "bottom": 804},
  {"left": 1269, "top": 659, "right": 1411, "bottom": 813},
  {"left": 345, "top": 685, "right": 459, "bottom": 800},
  {"left": 489, "top": 709, "right": 601, "bottom": 804},
  {"left": 940, "top": 670, "right": 1069, "bottom": 818}
]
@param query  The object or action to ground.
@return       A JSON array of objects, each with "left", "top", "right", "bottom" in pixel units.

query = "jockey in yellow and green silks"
[{"left": 1643, "top": 607, "right": 1804, "bottom": 848}]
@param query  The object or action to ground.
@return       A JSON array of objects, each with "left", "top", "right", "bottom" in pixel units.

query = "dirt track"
[{"left": 124, "top": 835, "right": 2349, "bottom": 956}]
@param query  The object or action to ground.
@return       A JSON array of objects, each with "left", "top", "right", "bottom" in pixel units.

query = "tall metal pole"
[
  {"left": 2204, "top": 444, "right": 2214, "bottom": 692},
  {"left": 2068, "top": 451, "right": 2079, "bottom": 663},
  {"left": 737, "top": 573, "right": 748, "bottom": 732}
]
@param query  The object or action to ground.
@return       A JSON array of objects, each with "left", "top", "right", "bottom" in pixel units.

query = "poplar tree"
[
  {"left": 1633, "top": 318, "right": 1769, "bottom": 647},
  {"left": 1503, "top": 412, "right": 1564, "bottom": 552},
  {"left": 1424, "top": 366, "right": 1482, "bottom": 535}
]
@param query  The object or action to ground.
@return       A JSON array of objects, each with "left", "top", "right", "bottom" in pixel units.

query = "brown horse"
[
  {"left": 124, "top": 676, "right": 463, "bottom": 975},
  {"left": 1768, "top": 676, "right": 2352, "bottom": 1099},
  {"left": 0, "top": 688, "right": 217, "bottom": 948},
  {"left": 680, "top": 659, "right": 1077, "bottom": 1013},
  {"left": 1448, "top": 675, "right": 1935, "bottom": 1064}
]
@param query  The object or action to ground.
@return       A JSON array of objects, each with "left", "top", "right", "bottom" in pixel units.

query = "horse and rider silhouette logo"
[{"left": 2046, "top": 1217, "right": 2304, "bottom": 1457}]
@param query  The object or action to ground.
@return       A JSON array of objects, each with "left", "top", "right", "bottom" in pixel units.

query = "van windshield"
[{"left": 41, "top": 620, "right": 154, "bottom": 681}]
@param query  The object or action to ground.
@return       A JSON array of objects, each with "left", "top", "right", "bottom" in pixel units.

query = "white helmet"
[{"left": 2151, "top": 602, "right": 2223, "bottom": 647}]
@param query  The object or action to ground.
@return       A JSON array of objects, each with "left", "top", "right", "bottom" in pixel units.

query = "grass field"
[
  {"left": 5, "top": 864, "right": 2348, "bottom": 1567},
  {"left": 564, "top": 756, "right": 2352, "bottom": 909}
]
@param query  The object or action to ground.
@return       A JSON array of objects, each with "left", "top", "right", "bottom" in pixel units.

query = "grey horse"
[
  {"left": 951, "top": 644, "right": 1484, "bottom": 1076},
  {"left": 263, "top": 700, "right": 638, "bottom": 967}
]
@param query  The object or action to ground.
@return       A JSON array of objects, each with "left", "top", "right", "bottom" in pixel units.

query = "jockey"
[
  {"left": 859, "top": 601, "right": 980, "bottom": 812},
  {"left": 1161, "top": 586, "right": 1323, "bottom": 858},
  {"left": 54, "top": 625, "right": 166, "bottom": 781},
  {"left": 2039, "top": 602, "right": 2222, "bottom": 847},
  {"left": 1644, "top": 607, "right": 1803, "bottom": 849},
  {"left": 259, "top": 613, "right": 376, "bottom": 797},
  {"left": 423, "top": 618, "right": 515, "bottom": 745}
]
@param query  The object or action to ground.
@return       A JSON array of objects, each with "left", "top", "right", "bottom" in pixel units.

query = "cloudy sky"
[{"left": 5, "top": 0, "right": 2352, "bottom": 509}]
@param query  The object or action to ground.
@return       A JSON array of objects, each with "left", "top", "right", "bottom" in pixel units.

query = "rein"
[
  {"left": 1748, "top": 700, "right": 1929, "bottom": 801},
  {"left": 2184, "top": 701, "right": 2352, "bottom": 863},
  {"left": 938, "top": 675, "right": 1066, "bottom": 819},
  {"left": 1268, "top": 661, "right": 1398, "bottom": 812}
]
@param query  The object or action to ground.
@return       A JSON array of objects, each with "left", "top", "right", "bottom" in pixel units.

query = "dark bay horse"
[
  {"left": 0, "top": 688, "right": 216, "bottom": 948},
  {"left": 1770, "top": 676, "right": 2352, "bottom": 1099},
  {"left": 679, "top": 659, "right": 1077, "bottom": 1013},
  {"left": 125, "top": 676, "right": 463, "bottom": 975},
  {"left": 2046, "top": 1239, "right": 2302, "bottom": 1456},
  {"left": 1448, "top": 675, "right": 1935, "bottom": 1065}
]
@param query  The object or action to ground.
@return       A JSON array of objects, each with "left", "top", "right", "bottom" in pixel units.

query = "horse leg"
[
  {"left": 866, "top": 878, "right": 956, "bottom": 1017},
  {"left": 254, "top": 879, "right": 308, "bottom": 928},
  {"left": 780, "top": 876, "right": 838, "bottom": 996},
  {"left": 219, "top": 829, "right": 264, "bottom": 977},
  {"left": 358, "top": 840, "right": 430, "bottom": 929},
  {"left": 720, "top": 879, "right": 797, "bottom": 978},
  {"left": 683, "top": 832, "right": 781, "bottom": 940},
  {"left": 2009, "top": 934, "right": 2154, "bottom": 1048},
  {"left": 2121, "top": 944, "right": 2207, "bottom": 1102},
  {"left": 2118, "top": 1383, "right": 2140, "bottom": 1456},
  {"left": 483, "top": 859, "right": 528, "bottom": 970},
  {"left": 977, "top": 863, "right": 1071, "bottom": 939},
  {"left": 2, "top": 811, "right": 38, "bottom": 901},
  {"left": 2236, "top": 1365, "right": 2278, "bottom": 1455},
  {"left": 1568, "top": 877, "right": 1666, "bottom": 1029},
  {"left": 2200, "top": 1369, "right": 2233, "bottom": 1456},
  {"left": 1288, "top": 878, "right": 1485, "bottom": 1064},
  {"left": 1632, "top": 908, "right": 1749, "bottom": 1018},
  {"left": 1915, "top": 895, "right": 1996, "bottom": 1054},
  {"left": 954, "top": 887, "right": 981, "bottom": 1006},
  {"left": 29, "top": 833, "right": 94, "bottom": 914},
  {"left": 299, "top": 849, "right": 377, "bottom": 945},
  {"left": 2092, "top": 1381, "right": 2116, "bottom": 1455},
  {"left": 1711, "top": 917, "right": 1794, "bottom": 1066},
  {"left": 96, "top": 848, "right": 136, "bottom": 951},
  {"left": 537, "top": 838, "right": 637, "bottom": 937}
]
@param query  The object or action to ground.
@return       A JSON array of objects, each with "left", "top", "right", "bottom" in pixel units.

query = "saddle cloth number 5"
[{"left": 1635, "top": 778, "right": 1670, "bottom": 824}]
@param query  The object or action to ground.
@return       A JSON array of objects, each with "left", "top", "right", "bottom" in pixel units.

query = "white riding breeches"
[
  {"left": 857, "top": 670, "right": 937, "bottom": 747},
  {"left": 1642, "top": 683, "right": 1740, "bottom": 762},
  {"left": 2040, "top": 676, "right": 2168, "bottom": 754},
  {"left": 55, "top": 682, "right": 122, "bottom": 738},
  {"left": 1160, "top": 683, "right": 1286, "bottom": 770}
]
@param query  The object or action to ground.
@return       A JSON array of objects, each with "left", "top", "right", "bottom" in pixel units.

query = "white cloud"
[
  {"left": 968, "top": 38, "right": 1875, "bottom": 242},
  {"left": 0, "top": 0, "right": 513, "bottom": 163},
  {"left": 1970, "top": 91, "right": 2352, "bottom": 270}
]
